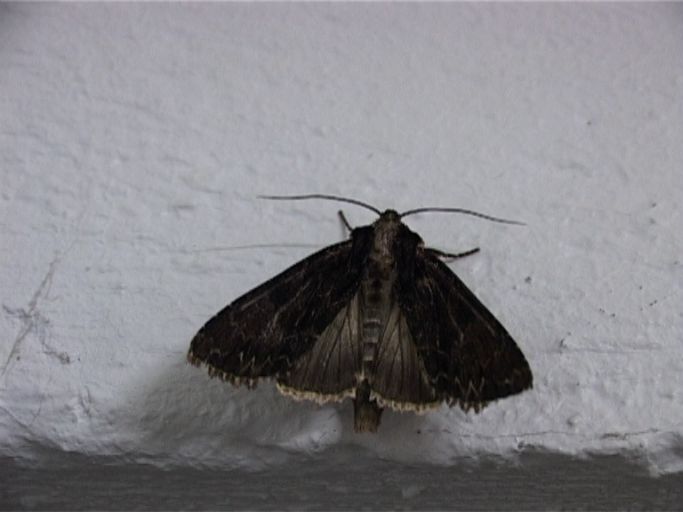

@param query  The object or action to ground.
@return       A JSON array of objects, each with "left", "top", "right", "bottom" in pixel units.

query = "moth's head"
[
  {"left": 377, "top": 209, "right": 401, "bottom": 224},
  {"left": 369, "top": 209, "right": 419, "bottom": 256},
  {"left": 370, "top": 210, "right": 403, "bottom": 240},
  {"left": 373, "top": 209, "right": 414, "bottom": 241}
]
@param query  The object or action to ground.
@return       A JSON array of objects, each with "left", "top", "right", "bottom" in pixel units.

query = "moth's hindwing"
[
  {"left": 188, "top": 227, "right": 374, "bottom": 387},
  {"left": 370, "top": 298, "right": 440, "bottom": 411},
  {"left": 398, "top": 235, "right": 533, "bottom": 411},
  {"left": 277, "top": 292, "right": 362, "bottom": 401}
]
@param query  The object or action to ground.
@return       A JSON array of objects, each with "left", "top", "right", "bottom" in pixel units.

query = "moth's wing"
[
  {"left": 277, "top": 292, "right": 362, "bottom": 401},
  {"left": 398, "top": 247, "right": 533, "bottom": 410},
  {"left": 188, "top": 227, "right": 374, "bottom": 388},
  {"left": 371, "top": 296, "right": 439, "bottom": 410}
]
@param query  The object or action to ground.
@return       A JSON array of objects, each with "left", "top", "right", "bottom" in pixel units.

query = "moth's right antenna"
[
  {"left": 259, "top": 194, "right": 382, "bottom": 216},
  {"left": 400, "top": 207, "right": 525, "bottom": 225}
]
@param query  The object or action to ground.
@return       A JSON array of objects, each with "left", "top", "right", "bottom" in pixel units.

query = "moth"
[{"left": 188, "top": 194, "right": 532, "bottom": 432}]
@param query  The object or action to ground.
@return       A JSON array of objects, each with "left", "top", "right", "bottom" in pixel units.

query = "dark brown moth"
[{"left": 188, "top": 194, "right": 532, "bottom": 432}]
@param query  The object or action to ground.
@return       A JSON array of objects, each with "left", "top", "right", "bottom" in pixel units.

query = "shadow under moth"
[{"left": 188, "top": 194, "right": 532, "bottom": 433}]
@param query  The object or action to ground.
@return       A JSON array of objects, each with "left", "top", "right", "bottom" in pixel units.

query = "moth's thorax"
[
  {"left": 362, "top": 211, "right": 399, "bottom": 315},
  {"left": 370, "top": 210, "right": 402, "bottom": 266}
]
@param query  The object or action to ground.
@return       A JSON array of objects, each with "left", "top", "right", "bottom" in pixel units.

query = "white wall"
[{"left": 1, "top": 3, "right": 681, "bottom": 475}]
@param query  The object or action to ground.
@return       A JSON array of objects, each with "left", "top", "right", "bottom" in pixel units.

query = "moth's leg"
[
  {"left": 338, "top": 210, "right": 353, "bottom": 233},
  {"left": 428, "top": 247, "right": 480, "bottom": 261}
]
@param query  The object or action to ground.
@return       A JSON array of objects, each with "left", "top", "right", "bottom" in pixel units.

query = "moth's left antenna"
[{"left": 259, "top": 194, "right": 382, "bottom": 215}]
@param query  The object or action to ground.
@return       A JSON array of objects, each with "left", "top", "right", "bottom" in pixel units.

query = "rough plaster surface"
[{"left": 1, "top": 2, "right": 682, "bottom": 482}]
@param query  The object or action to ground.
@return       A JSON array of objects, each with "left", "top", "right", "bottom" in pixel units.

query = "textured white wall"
[{"left": 1, "top": 3, "right": 682, "bottom": 475}]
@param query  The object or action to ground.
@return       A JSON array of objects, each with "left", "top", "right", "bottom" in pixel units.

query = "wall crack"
[{"left": 1, "top": 255, "right": 62, "bottom": 379}]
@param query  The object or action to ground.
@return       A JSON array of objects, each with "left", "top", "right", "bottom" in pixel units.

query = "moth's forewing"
[
  {"left": 398, "top": 242, "right": 532, "bottom": 410},
  {"left": 188, "top": 228, "right": 374, "bottom": 387}
]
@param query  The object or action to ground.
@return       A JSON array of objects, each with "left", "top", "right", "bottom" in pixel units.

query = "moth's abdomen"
[
  {"left": 358, "top": 264, "right": 395, "bottom": 381},
  {"left": 352, "top": 268, "right": 394, "bottom": 433}
]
